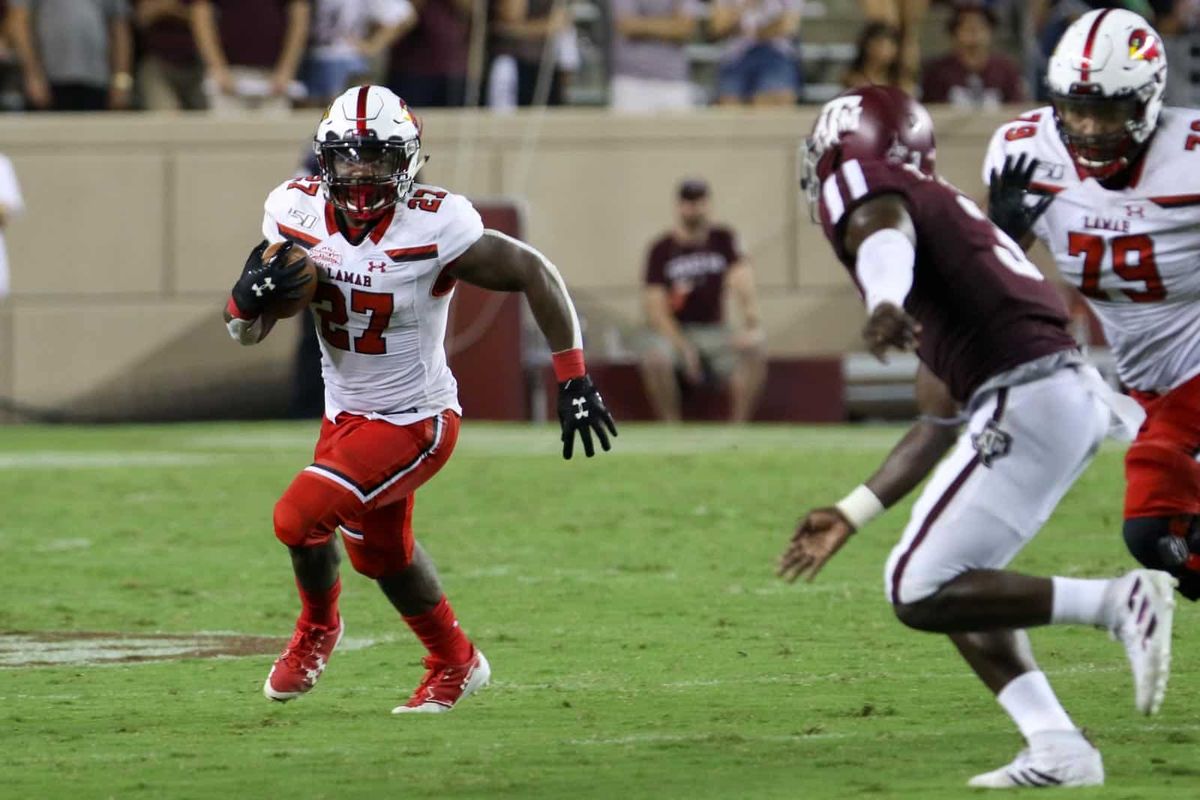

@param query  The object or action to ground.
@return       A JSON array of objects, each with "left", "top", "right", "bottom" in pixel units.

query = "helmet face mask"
[
  {"left": 1050, "top": 92, "right": 1142, "bottom": 176},
  {"left": 799, "top": 136, "right": 822, "bottom": 221},
  {"left": 317, "top": 138, "right": 418, "bottom": 221}
]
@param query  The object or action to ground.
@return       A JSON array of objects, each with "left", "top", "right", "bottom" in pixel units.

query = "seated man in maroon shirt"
[
  {"left": 640, "top": 179, "right": 766, "bottom": 422},
  {"left": 920, "top": 1, "right": 1025, "bottom": 109}
]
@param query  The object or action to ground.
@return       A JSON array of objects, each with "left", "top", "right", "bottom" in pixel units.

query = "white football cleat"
[
  {"left": 1106, "top": 569, "right": 1177, "bottom": 715},
  {"left": 968, "top": 732, "right": 1104, "bottom": 789}
]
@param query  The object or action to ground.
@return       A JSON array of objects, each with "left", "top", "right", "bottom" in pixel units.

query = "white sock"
[
  {"left": 1050, "top": 576, "right": 1113, "bottom": 627},
  {"left": 996, "top": 670, "right": 1077, "bottom": 740}
]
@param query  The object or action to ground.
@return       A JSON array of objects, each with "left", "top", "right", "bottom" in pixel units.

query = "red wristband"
[
  {"left": 552, "top": 348, "right": 586, "bottom": 382},
  {"left": 226, "top": 296, "right": 255, "bottom": 321}
]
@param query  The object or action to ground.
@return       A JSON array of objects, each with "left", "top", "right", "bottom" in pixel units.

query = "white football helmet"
[
  {"left": 1047, "top": 9, "right": 1166, "bottom": 179},
  {"left": 313, "top": 85, "right": 424, "bottom": 221}
]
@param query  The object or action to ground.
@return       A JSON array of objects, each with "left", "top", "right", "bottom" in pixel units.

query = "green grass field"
[{"left": 1, "top": 422, "right": 1195, "bottom": 799}]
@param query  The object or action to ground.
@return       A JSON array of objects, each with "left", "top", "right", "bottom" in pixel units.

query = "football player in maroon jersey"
[{"left": 778, "top": 86, "right": 1175, "bottom": 788}]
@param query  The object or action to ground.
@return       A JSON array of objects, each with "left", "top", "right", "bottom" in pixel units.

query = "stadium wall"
[{"left": 0, "top": 107, "right": 1048, "bottom": 420}]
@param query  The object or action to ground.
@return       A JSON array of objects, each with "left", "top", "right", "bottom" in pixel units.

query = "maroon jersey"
[
  {"left": 818, "top": 158, "right": 1075, "bottom": 402},
  {"left": 644, "top": 227, "right": 741, "bottom": 324},
  {"left": 184, "top": 0, "right": 311, "bottom": 69},
  {"left": 919, "top": 53, "right": 1026, "bottom": 108}
]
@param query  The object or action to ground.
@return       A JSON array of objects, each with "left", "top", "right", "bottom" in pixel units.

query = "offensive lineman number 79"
[{"left": 1067, "top": 232, "right": 1166, "bottom": 303}]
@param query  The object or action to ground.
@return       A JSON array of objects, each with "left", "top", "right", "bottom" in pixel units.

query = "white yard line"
[{"left": 0, "top": 452, "right": 221, "bottom": 469}]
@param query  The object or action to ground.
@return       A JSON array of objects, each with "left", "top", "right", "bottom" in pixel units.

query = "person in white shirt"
[
  {"left": 302, "top": 0, "right": 416, "bottom": 103},
  {"left": 0, "top": 154, "right": 24, "bottom": 298}
]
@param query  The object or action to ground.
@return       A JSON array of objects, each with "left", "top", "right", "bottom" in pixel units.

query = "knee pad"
[{"left": 1124, "top": 516, "right": 1200, "bottom": 601}]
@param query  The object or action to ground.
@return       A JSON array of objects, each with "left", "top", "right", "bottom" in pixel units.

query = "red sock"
[
  {"left": 403, "top": 595, "right": 473, "bottom": 664},
  {"left": 297, "top": 577, "right": 341, "bottom": 628}
]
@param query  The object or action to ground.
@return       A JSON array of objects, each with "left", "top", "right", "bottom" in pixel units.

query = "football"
[{"left": 261, "top": 241, "right": 317, "bottom": 319}]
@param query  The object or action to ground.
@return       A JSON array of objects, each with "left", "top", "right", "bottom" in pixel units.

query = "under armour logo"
[
  {"left": 252, "top": 277, "right": 275, "bottom": 297},
  {"left": 1125, "top": 204, "right": 1145, "bottom": 219},
  {"left": 572, "top": 397, "right": 588, "bottom": 420},
  {"left": 971, "top": 420, "right": 1012, "bottom": 467},
  {"left": 367, "top": 260, "right": 388, "bottom": 273}
]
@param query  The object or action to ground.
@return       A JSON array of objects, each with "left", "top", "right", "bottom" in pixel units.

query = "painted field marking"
[
  {"left": 0, "top": 631, "right": 381, "bottom": 668},
  {"left": 0, "top": 452, "right": 221, "bottom": 470}
]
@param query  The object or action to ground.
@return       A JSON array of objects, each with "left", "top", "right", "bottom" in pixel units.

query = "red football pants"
[
  {"left": 1125, "top": 373, "right": 1200, "bottom": 519},
  {"left": 273, "top": 410, "right": 460, "bottom": 578}
]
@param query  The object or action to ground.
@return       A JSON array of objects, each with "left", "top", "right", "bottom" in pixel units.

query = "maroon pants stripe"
[{"left": 889, "top": 388, "right": 1009, "bottom": 605}]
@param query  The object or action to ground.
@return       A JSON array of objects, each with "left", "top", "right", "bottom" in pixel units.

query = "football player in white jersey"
[
  {"left": 984, "top": 9, "right": 1200, "bottom": 601},
  {"left": 222, "top": 85, "right": 617, "bottom": 713}
]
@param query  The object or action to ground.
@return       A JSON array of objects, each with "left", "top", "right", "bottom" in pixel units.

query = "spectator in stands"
[
  {"left": 388, "top": 0, "right": 471, "bottom": 107},
  {"left": 8, "top": 0, "right": 134, "bottom": 111},
  {"left": 859, "top": 0, "right": 928, "bottom": 27},
  {"left": 188, "top": 0, "right": 311, "bottom": 112},
  {"left": 641, "top": 179, "right": 766, "bottom": 423},
  {"left": 854, "top": 0, "right": 923, "bottom": 92},
  {"left": 710, "top": 0, "right": 802, "bottom": 106},
  {"left": 921, "top": 2, "right": 1025, "bottom": 107},
  {"left": 303, "top": 0, "right": 416, "bottom": 106},
  {"left": 0, "top": 151, "right": 22, "bottom": 297},
  {"left": 388, "top": 0, "right": 472, "bottom": 106},
  {"left": 610, "top": 0, "right": 698, "bottom": 112},
  {"left": 134, "top": 0, "right": 206, "bottom": 110},
  {"left": 489, "top": 0, "right": 569, "bottom": 107},
  {"left": 0, "top": 0, "right": 24, "bottom": 110},
  {"left": 842, "top": 21, "right": 916, "bottom": 93}
]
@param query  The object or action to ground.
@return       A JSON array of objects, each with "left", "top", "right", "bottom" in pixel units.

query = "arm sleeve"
[
  {"left": 855, "top": 228, "right": 916, "bottom": 312},
  {"left": 437, "top": 193, "right": 486, "bottom": 265}
]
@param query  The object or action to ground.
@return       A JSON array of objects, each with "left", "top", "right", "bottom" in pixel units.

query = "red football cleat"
[
  {"left": 263, "top": 616, "right": 345, "bottom": 702},
  {"left": 392, "top": 648, "right": 490, "bottom": 714}
]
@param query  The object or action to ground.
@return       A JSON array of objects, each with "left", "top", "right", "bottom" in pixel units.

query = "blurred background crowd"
[
  {"left": 0, "top": 0, "right": 1183, "bottom": 425},
  {"left": 0, "top": 0, "right": 1197, "bottom": 116}
]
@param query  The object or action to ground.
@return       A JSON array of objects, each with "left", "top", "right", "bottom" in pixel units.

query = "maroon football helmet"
[{"left": 800, "top": 86, "right": 936, "bottom": 219}]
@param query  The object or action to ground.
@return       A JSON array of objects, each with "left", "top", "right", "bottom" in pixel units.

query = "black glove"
[
  {"left": 557, "top": 375, "right": 617, "bottom": 459},
  {"left": 230, "top": 240, "right": 313, "bottom": 318},
  {"left": 987, "top": 154, "right": 1054, "bottom": 244}
]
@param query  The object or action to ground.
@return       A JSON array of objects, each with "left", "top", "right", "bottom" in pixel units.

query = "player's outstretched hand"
[
  {"left": 557, "top": 375, "right": 617, "bottom": 459},
  {"left": 987, "top": 153, "right": 1054, "bottom": 244},
  {"left": 778, "top": 508, "right": 855, "bottom": 583},
  {"left": 230, "top": 240, "right": 314, "bottom": 318},
  {"left": 863, "top": 302, "right": 921, "bottom": 362}
]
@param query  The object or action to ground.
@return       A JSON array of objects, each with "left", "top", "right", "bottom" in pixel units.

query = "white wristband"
[{"left": 834, "top": 484, "right": 885, "bottom": 530}]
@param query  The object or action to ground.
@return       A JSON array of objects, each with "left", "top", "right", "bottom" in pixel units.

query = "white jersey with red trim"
[
  {"left": 984, "top": 105, "right": 1200, "bottom": 392},
  {"left": 262, "top": 178, "right": 484, "bottom": 425}
]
